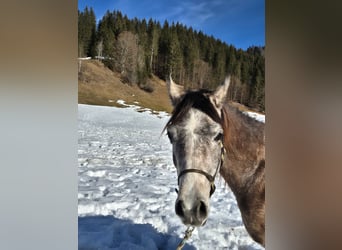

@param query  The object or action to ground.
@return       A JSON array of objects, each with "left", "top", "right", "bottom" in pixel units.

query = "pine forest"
[{"left": 78, "top": 7, "right": 265, "bottom": 111}]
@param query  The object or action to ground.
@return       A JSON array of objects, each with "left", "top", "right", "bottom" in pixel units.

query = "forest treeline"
[{"left": 78, "top": 7, "right": 265, "bottom": 111}]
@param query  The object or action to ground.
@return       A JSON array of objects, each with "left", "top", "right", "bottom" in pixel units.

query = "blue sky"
[{"left": 78, "top": 0, "right": 264, "bottom": 50}]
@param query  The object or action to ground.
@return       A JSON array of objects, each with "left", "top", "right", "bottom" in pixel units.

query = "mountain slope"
[
  {"left": 78, "top": 59, "right": 263, "bottom": 115},
  {"left": 78, "top": 60, "right": 173, "bottom": 113}
]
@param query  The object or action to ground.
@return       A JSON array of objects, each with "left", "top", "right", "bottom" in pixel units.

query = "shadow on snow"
[{"left": 78, "top": 215, "right": 196, "bottom": 250}]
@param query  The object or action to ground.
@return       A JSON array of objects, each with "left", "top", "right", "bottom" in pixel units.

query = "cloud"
[{"left": 156, "top": 0, "right": 222, "bottom": 27}]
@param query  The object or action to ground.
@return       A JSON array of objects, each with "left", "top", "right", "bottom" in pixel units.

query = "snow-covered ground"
[
  {"left": 243, "top": 111, "right": 265, "bottom": 123},
  {"left": 78, "top": 103, "right": 265, "bottom": 250}
]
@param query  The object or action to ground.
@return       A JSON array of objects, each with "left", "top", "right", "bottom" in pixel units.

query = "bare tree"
[
  {"left": 96, "top": 40, "right": 103, "bottom": 60},
  {"left": 193, "top": 59, "right": 210, "bottom": 89},
  {"left": 113, "top": 31, "right": 144, "bottom": 84},
  {"left": 149, "top": 30, "right": 159, "bottom": 72}
]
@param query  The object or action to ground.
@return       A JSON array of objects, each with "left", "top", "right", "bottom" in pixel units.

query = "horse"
[{"left": 164, "top": 76, "right": 265, "bottom": 246}]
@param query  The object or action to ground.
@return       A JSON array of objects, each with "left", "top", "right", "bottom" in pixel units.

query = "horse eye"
[{"left": 214, "top": 133, "right": 223, "bottom": 141}]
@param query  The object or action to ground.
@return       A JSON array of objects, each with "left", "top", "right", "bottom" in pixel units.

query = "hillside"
[
  {"left": 78, "top": 60, "right": 173, "bottom": 113},
  {"left": 78, "top": 59, "right": 264, "bottom": 116}
]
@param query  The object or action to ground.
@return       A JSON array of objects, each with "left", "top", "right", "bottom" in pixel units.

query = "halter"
[{"left": 176, "top": 139, "right": 225, "bottom": 197}]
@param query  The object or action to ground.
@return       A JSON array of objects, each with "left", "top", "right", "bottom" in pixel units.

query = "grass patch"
[{"left": 78, "top": 60, "right": 173, "bottom": 113}]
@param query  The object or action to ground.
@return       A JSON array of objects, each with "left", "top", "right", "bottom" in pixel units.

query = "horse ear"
[
  {"left": 210, "top": 76, "right": 230, "bottom": 109},
  {"left": 166, "top": 75, "right": 185, "bottom": 106}
]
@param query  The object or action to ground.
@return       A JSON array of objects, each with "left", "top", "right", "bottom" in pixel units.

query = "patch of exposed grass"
[{"left": 78, "top": 60, "right": 173, "bottom": 113}]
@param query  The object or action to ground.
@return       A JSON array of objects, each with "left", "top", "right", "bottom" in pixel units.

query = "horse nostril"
[
  {"left": 197, "top": 200, "right": 208, "bottom": 219},
  {"left": 175, "top": 200, "right": 185, "bottom": 218}
]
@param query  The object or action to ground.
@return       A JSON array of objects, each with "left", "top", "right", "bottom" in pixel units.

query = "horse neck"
[{"left": 220, "top": 105, "right": 265, "bottom": 195}]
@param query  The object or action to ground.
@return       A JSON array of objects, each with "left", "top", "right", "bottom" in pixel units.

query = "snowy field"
[{"left": 78, "top": 103, "right": 265, "bottom": 250}]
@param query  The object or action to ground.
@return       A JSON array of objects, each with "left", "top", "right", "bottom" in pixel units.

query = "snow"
[
  {"left": 243, "top": 111, "right": 265, "bottom": 123},
  {"left": 78, "top": 57, "right": 92, "bottom": 60},
  {"left": 78, "top": 103, "right": 265, "bottom": 250}
]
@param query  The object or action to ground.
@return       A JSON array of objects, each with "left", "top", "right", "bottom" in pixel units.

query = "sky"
[{"left": 78, "top": 0, "right": 264, "bottom": 50}]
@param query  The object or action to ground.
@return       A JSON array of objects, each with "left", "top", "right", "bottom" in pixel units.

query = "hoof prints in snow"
[{"left": 78, "top": 104, "right": 264, "bottom": 250}]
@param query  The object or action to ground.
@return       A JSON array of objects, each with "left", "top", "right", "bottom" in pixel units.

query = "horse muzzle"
[{"left": 175, "top": 198, "right": 209, "bottom": 227}]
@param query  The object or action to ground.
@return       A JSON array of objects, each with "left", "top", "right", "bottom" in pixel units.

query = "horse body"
[
  {"left": 220, "top": 104, "right": 265, "bottom": 245},
  {"left": 165, "top": 76, "right": 265, "bottom": 246}
]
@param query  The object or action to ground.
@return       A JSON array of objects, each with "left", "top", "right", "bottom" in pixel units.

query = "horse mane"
[{"left": 164, "top": 89, "right": 223, "bottom": 132}]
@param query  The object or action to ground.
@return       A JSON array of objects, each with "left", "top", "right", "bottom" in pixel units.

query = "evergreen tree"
[
  {"left": 183, "top": 27, "right": 200, "bottom": 86},
  {"left": 78, "top": 7, "right": 96, "bottom": 57},
  {"left": 147, "top": 19, "right": 161, "bottom": 75},
  {"left": 157, "top": 20, "right": 171, "bottom": 78},
  {"left": 96, "top": 13, "right": 115, "bottom": 60},
  {"left": 169, "top": 27, "right": 183, "bottom": 83}
]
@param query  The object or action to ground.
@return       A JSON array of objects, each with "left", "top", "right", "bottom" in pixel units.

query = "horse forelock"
[{"left": 164, "top": 90, "right": 223, "bottom": 131}]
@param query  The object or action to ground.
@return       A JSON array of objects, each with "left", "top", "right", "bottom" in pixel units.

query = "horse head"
[{"left": 165, "top": 76, "right": 230, "bottom": 227}]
